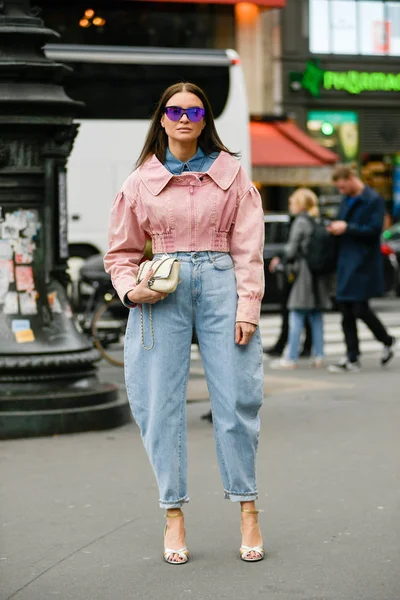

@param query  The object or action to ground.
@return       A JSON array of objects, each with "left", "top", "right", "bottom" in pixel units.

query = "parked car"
[
  {"left": 382, "top": 222, "right": 400, "bottom": 295},
  {"left": 261, "top": 213, "right": 399, "bottom": 311},
  {"left": 261, "top": 214, "right": 291, "bottom": 310}
]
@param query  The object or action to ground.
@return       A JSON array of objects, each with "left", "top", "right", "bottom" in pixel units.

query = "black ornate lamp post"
[{"left": 0, "top": 0, "right": 130, "bottom": 438}]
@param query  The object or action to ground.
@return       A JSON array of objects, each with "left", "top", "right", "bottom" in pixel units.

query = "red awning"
[
  {"left": 145, "top": 0, "right": 285, "bottom": 6},
  {"left": 250, "top": 121, "right": 338, "bottom": 167}
]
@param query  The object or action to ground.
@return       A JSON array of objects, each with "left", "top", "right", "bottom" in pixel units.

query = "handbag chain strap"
[
  {"left": 140, "top": 304, "right": 155, "bottom": 351},
  {"left": 138, "top": 257, "right": 177, "bottom": 351}
]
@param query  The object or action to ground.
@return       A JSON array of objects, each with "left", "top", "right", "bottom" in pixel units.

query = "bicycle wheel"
[{"left": 91, "top": 298, "right": 128, "bottom": 367}]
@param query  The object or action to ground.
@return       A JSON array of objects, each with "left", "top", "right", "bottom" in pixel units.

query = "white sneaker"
[
  {"left": 269, "top": 358, "right": 297, "bottom": 370},
  {"left": 310, "top": 357, "right": 324, "bottom": 368},
  {"left": 328, "top": 357, "right": 360, "bottom": 373},
  {"left": 381, "top": 338, "right": 396, "bottom": 366}
]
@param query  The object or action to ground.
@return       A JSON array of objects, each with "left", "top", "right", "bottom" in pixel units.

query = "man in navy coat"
[{"left": 327, "top": 165, "right": 395, "bottom": 372}]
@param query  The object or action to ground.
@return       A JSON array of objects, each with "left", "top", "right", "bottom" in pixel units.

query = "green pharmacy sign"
[{"left": 291, "top": 61, "right": 400, "bottom": 97}]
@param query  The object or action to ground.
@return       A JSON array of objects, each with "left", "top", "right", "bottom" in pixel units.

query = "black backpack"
[{"left": 302, "top": 215, "right": 337, "bottom": 276}]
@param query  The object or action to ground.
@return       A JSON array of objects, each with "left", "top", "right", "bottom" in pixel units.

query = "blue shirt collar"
[
  {"left": 345, "top": 186, "right": 368, "bottom": 205},
  {"left": 345, "top": 194, "right": 362, "bottom": 208},
  {"left": 165, "top": 146, "right": 207, "bottom": 175}
]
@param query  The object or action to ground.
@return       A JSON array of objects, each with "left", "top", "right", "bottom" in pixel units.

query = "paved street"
[{"left": 1, "top": 299, "right": 400, "bottom": 600}]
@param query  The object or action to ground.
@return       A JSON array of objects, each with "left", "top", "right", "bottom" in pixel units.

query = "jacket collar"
[
  {"left": 138, "top": 151, "right": 241, "bottom": 196},
  {"left": 138, "top": 155, "right": 173, "bottom": 196},
  {"left": 207, "top": 151, "right": 241, "bottom": 190}
]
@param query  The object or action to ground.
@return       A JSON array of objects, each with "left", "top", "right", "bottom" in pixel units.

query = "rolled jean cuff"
[
  {"left": 159, "top": 495, "right": 190, "bottom": 509},
  {"left": 224, "top": 490, "right": 258, "bottom": 502}
]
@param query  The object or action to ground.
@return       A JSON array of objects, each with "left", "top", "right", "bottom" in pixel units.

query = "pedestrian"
[
  {"left": 268, "top": 188, "right": 331, "bottom": 369},
  {"left": 327, "top": 165, "right": 396, "bottom": 372},
  {"left": 104, "top": 82, "right": 265, "bottom": 564},
  {"left": 263, "top": 295, "right": 313, "bottom": 358},
  {"left": 263, "top": 237, "right": 312, "bottom": 358}
]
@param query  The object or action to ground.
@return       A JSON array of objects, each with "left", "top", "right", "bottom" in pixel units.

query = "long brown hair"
[{"left": 135, "top": 82, "right": 240, "bottom": 168}]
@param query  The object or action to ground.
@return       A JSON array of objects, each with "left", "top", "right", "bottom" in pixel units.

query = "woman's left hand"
[
  {"left": 235, "top": 321, "right": 257, "bottom": 346},
  {"left": 269, "top": 256, "right": 281, "bottom": 273}
]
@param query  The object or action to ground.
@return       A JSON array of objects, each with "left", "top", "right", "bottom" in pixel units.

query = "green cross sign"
[{"left": 290, "top": 61, "right": 400, "bottom": 97}]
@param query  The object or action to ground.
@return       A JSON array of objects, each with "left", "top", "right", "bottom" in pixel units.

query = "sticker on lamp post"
[{"left": 58, "top": 169, "right": 69, "bottom": 260}]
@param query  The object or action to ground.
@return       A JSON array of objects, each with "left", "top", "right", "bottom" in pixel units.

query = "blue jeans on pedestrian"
[
  {"left": 287, "top": 309, "right": 324, "bottom": 362},
  {"left": 124, "top": 252, "right": 264, "bottom": 509}
]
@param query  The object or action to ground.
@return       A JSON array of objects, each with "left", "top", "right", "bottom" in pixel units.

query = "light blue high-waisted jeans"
[{"left": 124, "top": 252, "right": 264, "bottom": 509}]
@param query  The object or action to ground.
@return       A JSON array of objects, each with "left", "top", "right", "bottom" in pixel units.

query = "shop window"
[
  {"left": 307, "top": 110, "right": 359, "bottom": 162},
  {"left": 310, "top": 0, "right": 400, "bottom": 56},
  {"left": 309, "top": 0, "right": 330, "bottom": 53},
  {"left": 359, "top": 1, "right": 386, "bottom": 54},
  {"left": 388, "top": 2, "right": 400, "bottom": 54},
  {"left": 331, "top": 1, "right": 358, "bottom": 54}
]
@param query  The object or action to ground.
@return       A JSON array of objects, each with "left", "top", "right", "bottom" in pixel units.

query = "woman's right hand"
[{"left": 127, "top": 269, "right": 168, "bottom": 304}]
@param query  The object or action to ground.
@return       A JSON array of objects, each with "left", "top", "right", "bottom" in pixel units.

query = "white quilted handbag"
[{"left": 137, "top": 256, "right": 180, "bottom": 293}]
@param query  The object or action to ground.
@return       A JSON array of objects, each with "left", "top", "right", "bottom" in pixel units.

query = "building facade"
[{"left": 281, "top": 0, "right": 400, "bottom": 214}]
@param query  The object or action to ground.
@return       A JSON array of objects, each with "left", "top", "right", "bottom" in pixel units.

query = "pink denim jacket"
[{"left": 104, "top": 151, "right": 265, "bottom": 324}]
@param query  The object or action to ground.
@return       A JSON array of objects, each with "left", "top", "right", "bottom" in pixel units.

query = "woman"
[
  {"left": 104, "top": 83, "right": 265, "bottom": 564},
  {"left": 269, "top": 188, "right": 331, "bottom": 370}
]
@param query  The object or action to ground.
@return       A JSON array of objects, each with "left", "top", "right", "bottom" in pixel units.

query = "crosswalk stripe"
[
  {"left": 260, "top": 327, "right": 400, "bottom": 342},
  {"left": 190, "top": 312, "right": 399, "bottom": 360},
  {"left": 261, "top": 312, "right": 399, "bottom": 357}
]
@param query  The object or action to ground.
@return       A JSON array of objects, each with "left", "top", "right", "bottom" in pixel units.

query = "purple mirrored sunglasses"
[{"left": 164, "top": 106, "right": 205, "bottom": 123}]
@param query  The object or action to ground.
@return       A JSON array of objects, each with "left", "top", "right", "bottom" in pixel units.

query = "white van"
[{"left": 44, "top": 44, "right": 251, "bottom": 261}]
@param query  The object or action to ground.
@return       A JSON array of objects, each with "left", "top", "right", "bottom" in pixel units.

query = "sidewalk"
[{"left": 1, "top": 353, "right": 399, "bottom": 600}]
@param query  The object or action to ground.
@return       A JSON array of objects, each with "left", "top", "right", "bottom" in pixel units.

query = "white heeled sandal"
[
  {"left": 163, "top": 510, "right": 189, "bottom": 565},
  {"left": 240, "top": 508, "right": 265, "bottom": 562}
]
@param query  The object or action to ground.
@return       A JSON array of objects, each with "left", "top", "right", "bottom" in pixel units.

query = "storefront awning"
[
  {"left": 251, "top": 120, "right": 339, "bottom": 186},
  {"left": 146, "top": 0, "right": 286, "bottom": 6}
]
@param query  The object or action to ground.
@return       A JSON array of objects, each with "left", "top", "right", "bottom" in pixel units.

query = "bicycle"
[
  {"left": 73, "top": 254, "right": 128, "bottom": 367},
  {"left": 90, "top": 294, "right": 128, "bottom": 367}
]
